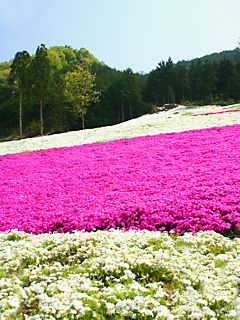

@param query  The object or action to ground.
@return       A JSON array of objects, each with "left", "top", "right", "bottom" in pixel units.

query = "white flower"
[
  {"left": 139, "top": 308, "right": 153, "bottom": 317},
  {"left": 105, "top": 302, "right": 115, "bottom": 315},
  {"left": 228, "top": 309, "right": 238, "bottom": 317},
  {"left": 155, "top": 305, "right": 174, "bottom": 319},
  {"left": 154, "top": 288, "right": 166, "bottom": 298}
]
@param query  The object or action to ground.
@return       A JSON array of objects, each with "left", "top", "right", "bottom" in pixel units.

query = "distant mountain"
[{"left": 177, "top": 48, "right": 240, "bottom": 66}]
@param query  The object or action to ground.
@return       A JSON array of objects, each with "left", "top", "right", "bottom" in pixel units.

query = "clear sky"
[{"left": 0, "top": 0, "right": 240, "bottom": 73}]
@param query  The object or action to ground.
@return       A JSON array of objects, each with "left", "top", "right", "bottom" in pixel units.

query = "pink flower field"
[
  {"left": 190, "top": 109, "right": 240, "bottom": 116},
  {"left": 1, "top": 124, "right": 240, "bottom": 236}
]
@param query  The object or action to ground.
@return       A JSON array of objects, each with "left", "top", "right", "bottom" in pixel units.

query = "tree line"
[
  {"left": 0, "top": 45, "right": 148, "bottom": 140},
  {"left": 7, "top": 44, "right": 101, "bottom": 139},
  {"left": 0, "top": 45, "right": 240, "bottom": 140},
  {"left": 143, "top": 54, "right": 240, "bottom": 106}
]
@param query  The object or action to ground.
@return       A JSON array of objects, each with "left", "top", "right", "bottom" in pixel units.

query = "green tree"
[
  {"left": 202, "top": 60, "right": 217, "bottom": 103},
  {"left": 32, "top": 44, "right": 51, "bottom": 136},
  {"left": 9, "top": 51, "right": 30, "bottom": 139},
  {"left": 216, "top": 58, "right": 234, "bottom": 99},
  {"left": 64, "top": 63, "right": 100, "bottom": 130},
  {"left": 174, "top": 63, "right": 189, "bottom": 102},
  {"left": 120, "top": 68, "right": 143, "bottom": 120}
]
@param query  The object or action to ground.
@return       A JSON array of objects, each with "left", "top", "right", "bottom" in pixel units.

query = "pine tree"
[
  {"left": 9, "top": 51, "right": 30, "bottom": 139},
  {"left": 32, "top": 44, "right": 51, "bottom": 136}
]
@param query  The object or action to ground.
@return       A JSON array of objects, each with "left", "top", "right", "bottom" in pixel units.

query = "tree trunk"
[
  {"left": 182, "top": 87, "right": 185, "bottom": 102},
  {"left": 210, "top": 89, "right": 213, "bottom": 104},
  {"left": 189, "top": 88, "right": 192, "bottom": 102},
  {"left": 171, "top": 87, "right": 175, "bottom": 104},
  {"left": 178, "top": 90, "right": 181, "bottom": 104},
  {"left": 19, "top": 88, "right": 23, "bottom": 139},
  {"left": 117, "top": 106, "right": 120, "bottom": 123},
  {"left": 129, "top": 103, "right": 133, "bottom": 119},
  {"left": 121, "top": 104, "right": 124, "bottom": 122},
  {"left": 40, "top": 96, "right": 43, "bottom": 136},
  {"left": 82, "top": 113, "right": 85, "bottom": 130}
]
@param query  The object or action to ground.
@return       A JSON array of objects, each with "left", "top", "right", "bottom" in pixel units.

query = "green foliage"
[
  {"left": 31, "top": 44, "right": 52, "bottom": 136},
  {"left": 143, "top": 55, "right": 240, "bottom": 107},
  {"left": 179, "top": 47, "right": 240, "bottom": 66},
  {"left": 64, "top": 63, "right": 100, "bottom": 130},
  {"left": 0, "top": 45, "right": 148, "bottom": 139},
  {"left": 32, "top": 44, "right": 52, "bottom": 98},
  {"left": 0, "top": 62, "right": 10, "bottom": 81},
  {"left": 24, "top": 119, "right": 40, "bottom": 137},
  {"left": 9, "top": 51, "right": 31, "bottom": 89},
  {"left": 2, "top": 46, "right": 240, "bottom": 140},
  {"left": 9, "top": 50, "right": 31, "bottom": 139}
]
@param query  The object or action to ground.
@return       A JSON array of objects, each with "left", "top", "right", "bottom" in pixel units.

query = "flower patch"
[
  {"left": 1, "top": 124, "right": 240, "bottom": 236},
  {"left": 190, "top": 109, "right": 240, "bottom": 116},
  {"left": 0, "top": 229, "right": 240, "bottom": 319}
]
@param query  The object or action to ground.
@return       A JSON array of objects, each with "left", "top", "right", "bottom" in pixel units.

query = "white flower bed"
[
  {"left": 0, "top": 229, "right": 240, "bottom": 319},
  {"left": 1, "top": 104, "right": 240, "bottom": 155}
]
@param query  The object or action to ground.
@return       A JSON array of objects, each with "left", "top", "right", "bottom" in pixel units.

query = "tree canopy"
[
  {"left": 1, "top": 45, "right": 240, "bottom": 140},
  {"left": 9, "top": 50, "right": 30, "bottom": 139},
  {"left": 32, "top": 44, "right": 52, "bottom": 136},
  {"left": 64, "top": 63, "right": 100, "bottom": 130}
]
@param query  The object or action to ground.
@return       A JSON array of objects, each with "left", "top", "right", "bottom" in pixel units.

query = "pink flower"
[
  {"left": 190, "top": 109, "right": 240, "bottom": 116},
  {"left": 1, "top": 124, "right": 240, "bottom": 237}
]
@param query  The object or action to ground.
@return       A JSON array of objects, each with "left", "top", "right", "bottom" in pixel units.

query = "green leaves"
[
  {"left": 32, "top": 44, "right": 52, "bottom": 96},
  {"left": 64, "top": 63, "right": 100, "bottom": 129},
  {"left": 10, "top": 51, "right": 31, "bottom": 88},
  {"left": 9, "top": 50, "right": 31, "bottom": 139},
  {"left": 31, "top": 44, "right": 52, "bottom": 135}
]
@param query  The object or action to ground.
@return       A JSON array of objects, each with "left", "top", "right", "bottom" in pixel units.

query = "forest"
[{"left": 0, "top": 45, "right": 240, "bottom": 140}]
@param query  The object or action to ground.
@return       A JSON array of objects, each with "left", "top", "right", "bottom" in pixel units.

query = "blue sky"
[{"left": 0, "top": 0, "right": 240, "bottom": 72}]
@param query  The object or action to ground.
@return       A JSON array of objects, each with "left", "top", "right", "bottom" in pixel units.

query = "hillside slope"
[
  {"left": 178, "top": 48, "right": 240, "bottom": 66},
  {"left": 1, "top": 104, "right": 240, "bottom": 155}
]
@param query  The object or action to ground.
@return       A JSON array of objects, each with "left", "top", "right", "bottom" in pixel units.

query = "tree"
[
  {"left": 9, "top": 51, "right": 30, "bottom": 139},
  {"left": 174, "top": 63, "right": 189, "bottom": 102},
  {"left": 32, "top": 44, "right": 51, "bottom": 136},
  {"left": 202, "top": 60, "right": 217, "bottom": 103},
  {"left": 64, "top": 63, "right": 100, "bottom": 130},
  {"left": 216, "top": 58, "right": 234, "bottom": 99}
]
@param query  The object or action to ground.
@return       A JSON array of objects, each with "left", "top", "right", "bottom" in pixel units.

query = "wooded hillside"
[{"left": 1, "top": 45, "right": 240, "bottom": 140}]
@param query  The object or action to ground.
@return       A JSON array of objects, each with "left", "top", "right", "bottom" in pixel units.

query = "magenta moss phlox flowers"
[
  {"left": 191, "top": 109, "right": 240, "bottom": 116},
  {"left": 1, "top": 125, "right": 240, "bottom": 235}
]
